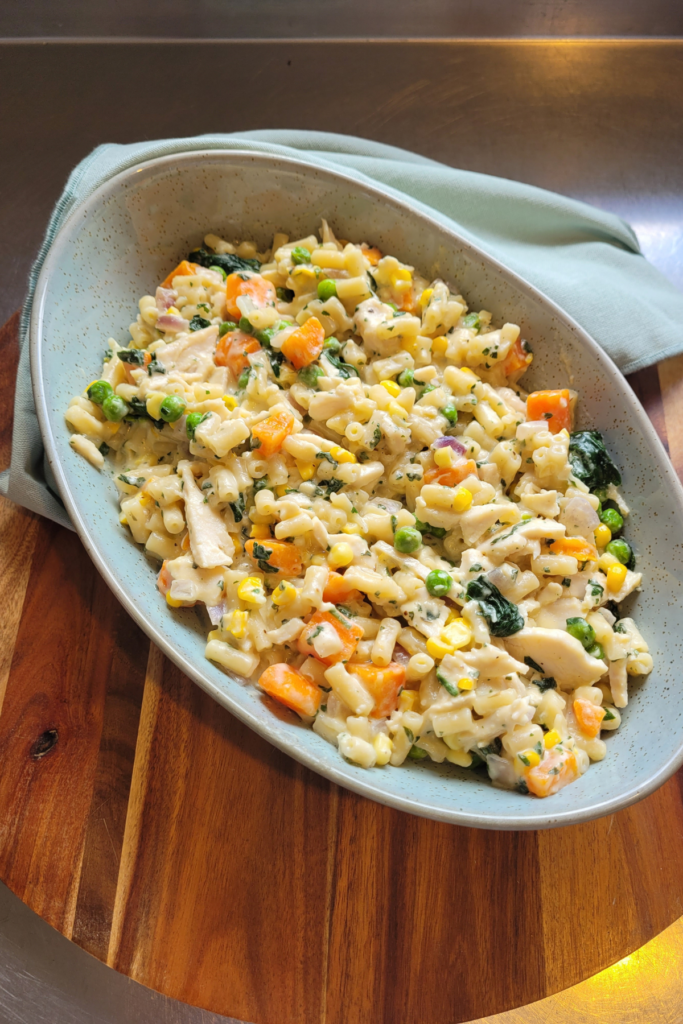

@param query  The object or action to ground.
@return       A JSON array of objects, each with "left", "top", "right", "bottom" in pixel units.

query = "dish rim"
[{"left": 30, "top": 147, "right": 683, "bottom": 829}]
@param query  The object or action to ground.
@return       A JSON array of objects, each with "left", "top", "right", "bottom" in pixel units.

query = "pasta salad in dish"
[{"left": 65, "top": 222, "right": 652, "bottom": 798}]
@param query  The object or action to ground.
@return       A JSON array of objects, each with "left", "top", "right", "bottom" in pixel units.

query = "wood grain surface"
[{"left": 2, "top": 310, "right": 683, "bottom": 1024}]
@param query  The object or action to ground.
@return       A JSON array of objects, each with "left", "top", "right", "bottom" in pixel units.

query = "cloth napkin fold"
[{"left": 2, "top": 129, "right": 682, "bottom": 531}]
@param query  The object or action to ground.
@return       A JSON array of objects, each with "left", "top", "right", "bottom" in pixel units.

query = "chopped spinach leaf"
[
  {"left": 189, "top": 314, "right": 211, "bottom": 331},
  {"left": 524, "top": 655, "right": 545, "bottom": 674},
  {"left": 568, "top": 430, "right": 622, "bottom": 491},
  {"left": 251, "top": 540, "right": 280, "bottom": 574},
  {"left": 119, "top": 473, "right": 145, "bottom": 488},
  {"left": 229, "top": 493, "right": 246, "bottom": 523},
  {"left": 189, "top": 247, "right": 260, "bottom": 275},
  {"left": 117, "top": 348, "right": 146, "bottom": 365},
  {"left": 147, "top": 354, "right": 166, "bottom": 376},
  {"left": 316, "top": 451, "right": 338, "bottom": 466},
  {"left": 465, "top": 576, "right": 524, "bottom": 637},
  {"left": 535, "top": 677, "right": 557, "bottom": 692}
]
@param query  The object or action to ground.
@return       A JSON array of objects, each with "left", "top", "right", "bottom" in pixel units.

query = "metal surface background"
[
  {"left": 1, "top": 33, "right": 683, "bottom": 1024},
  {"left": 2, "top": 0, "right": 683, "bottom": 39},
  {"left": 1, "top": 40, "right": 683, "bottom": 329}
]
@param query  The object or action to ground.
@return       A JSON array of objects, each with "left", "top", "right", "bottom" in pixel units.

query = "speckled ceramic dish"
[{"left": 31, "top": 150, "right": 683, "bottom": 829}]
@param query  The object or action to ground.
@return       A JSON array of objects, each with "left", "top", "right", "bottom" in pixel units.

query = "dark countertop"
[{"left": 1, "top": 39, "right": 682, "bottom": 328}]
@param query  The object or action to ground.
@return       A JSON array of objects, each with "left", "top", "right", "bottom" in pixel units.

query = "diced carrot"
[
  {"left": 573, "top": 698, "right": 606, "bottom": 738},
  {"left": 160, "top": 260, "right": 201, "bottom": 289},
  {"left": 361, "top": 245, "right": 382, "bottom": 266},
  {"left": 123, "top": 349, "right": 151, "bottom": 385},
  {"left": 526, "top": 749, "right": 579, "bottom": 798},
  {"left": 250, "top": 409, "right": 295, "bottom": 458},
  {"left": 280, "top": 317, "right": 325, "bottom": 369},
  {"left": 527, "top": 389, "right": 572, "bottom": 434},
  {"left": 323, "top": 571, "right": 363, "bottom": 605},
  {"left": 157, "top": 560, "right": 172, "bottom": 596},
  {"left": 353, "top": 662, "right": 406, "bottom": 719},
  {"left": 298, "top": 610, "right": 364, "bottom": 665},
  {"left": 547, "top": 536, "right": 598, "bottom": 564},
  {"left": 502, "top": 337, "right": 533, "bottom": 381},
  {"left": 398, "top": 291, "right": 419, "bottom": 316},
  {"left": 258, "top": 663, "right": 322, "bottom": 718},
  {"left": 245, "top": 538, "right": 303, "bottom": 576},
  {"left": 424, "top": 459, "right": 477, "bottom": 487},
  {"left": 214, "top": 329, "right": 261, "bottom": 379},
  {"left": 225, "top": 272, "right": 276, "bottom": 320}
]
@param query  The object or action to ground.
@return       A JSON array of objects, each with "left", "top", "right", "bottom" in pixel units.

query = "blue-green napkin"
[{"left": 3, "top": 130, "right": 682, "bottom": 530}]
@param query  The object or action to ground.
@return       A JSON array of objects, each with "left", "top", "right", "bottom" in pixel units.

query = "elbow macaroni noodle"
[{"left": 66, "top": 220, "right": 651, "bottom": 798}]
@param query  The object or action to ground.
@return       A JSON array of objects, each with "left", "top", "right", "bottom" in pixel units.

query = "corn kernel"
[
  {"left": 457, "top": 677, "right": 474, "bottom": 691},
  {"left": 223, "top": 395, "right": 237, "bottom": 411},
  {"left": 452, "top": 487, "right": 473, "bottom": 512},
  {"left": 330, "top": 445, "right": 357, "bottom": 464},
  {"left": 139, "top": 492, "right": 153, "bottom": 507},
  {"left": 237, "top": 576, "right": 265, "bottom": 605},
  {"left": 342, "top": 523, "right": 362, "bottom": 536},
  {"left": 446, "top": 749, "right": 473, "bottom": 767},
  {"left": 328, "top": 542, "right": 354, "bottom": 568},
  {"left": 392, "top": 267, "right": 412, "bottom": 283},
  {"left": 426, "top": 636, "right": 454, "bottom": 660},
  {"left": 250, "top": 523, "right": 272, "bottom": 539},
  {"left": 598, "top": 552, "right": 619, "bottom": 571},
  {"left": 434, "top": 446, "right": 454, "bottom": 468},
  {"left": 296, "top": 460, "right": 315, "bottom": 480},
  {"left": 292, "top": 265, "right": 316, "bottom": 282},
  {"left": 419, "top": 288, "right": 433, "bottom": 308},
  {"left": 399, "top": 690, "right": 420, "bottom": 713},
  {"left": 388, "top": 399, "right": 408, "bottom": 419},
  {"left": 431, "top": 335, "right": 448, "bottom": 356},
  {"left": 272, "top": 580, "right": 297, "bottom": 606},
  {"left": 594, "top": 523, "right": 611, "bottom": 547},
  {"left": 225, "top": 609, "right": 248, "bottom": 638},
  {"left": 606, "top": 563, "right": 628, "bottom": 592},
  {"left": 276, "top": 485, "right": 288, "bottom": 497},
  {"left": 373, "top": 733, "right": 393, "bottom": 766},
  {"left": 119, "top": 513, "right": 128, "bottom": 526},
  {"left": 167, "top": 306, "right": 180, "bottom": 316},
  {"left": 401, "top": 337, "right": 420, "bottom": 357},
  {"left": 379, "top": 379, "right": 401, "bottom": 398},
  {"left": 441, "top": 617, "right": 473, "bottom": 651},
  {"left": 544, "top": 729, "right": 561, "bottom": 749},
  {"left": 517, "top": 749, "right": 541, "bottom": 769},
  {"left": 166, "top": 591, "right": 184, "bottom": 608}
]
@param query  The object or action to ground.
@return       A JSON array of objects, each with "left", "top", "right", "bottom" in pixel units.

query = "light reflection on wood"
[{"left": 466, "top": 912, "right": 683, "bottom": 1023}]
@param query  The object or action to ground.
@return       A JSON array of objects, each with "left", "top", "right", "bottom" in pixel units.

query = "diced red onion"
[
  {"left": 432, "top": 436, "right": 466, "bottom": 455},
  {"left": 392, "top": 644, "right": 410, "bottom": 667},
  {"left": 207, "top": 602, "right": 226, "bottom": 626},
  {"left": 157, "top": 313, "right": 188, "bottom": 334},
  {"left": 559, "top": 496, "right": 599, "bottom": 540},
  {"left": 156, "top": 286, "right": 177, "bottom": 313}
]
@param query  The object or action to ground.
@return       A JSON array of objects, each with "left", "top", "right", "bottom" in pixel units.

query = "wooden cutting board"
[{"left": 2, "top": 309, "right": 683, "bottom": 1024}]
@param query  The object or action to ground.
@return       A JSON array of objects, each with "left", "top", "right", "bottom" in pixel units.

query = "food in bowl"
[{"left": 64, "top": 222, "right": 652, "bottom": 797}]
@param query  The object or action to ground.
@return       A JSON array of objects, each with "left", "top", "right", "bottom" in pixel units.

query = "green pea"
[
  {"left": 566, "top": 617, "right": 596, "bottom": 651},
  {"left": 238, "top": 368, "right": 252, "bottom": 389},
  {"left": 605, "top": 538, "right": 631, "bottom": 564},
  {"left": 159, "top": 395, "right": 186, "bottom": 423},
  {"left": 408, "top": 745, "right": 427, "bottom": 761},
  {"left": 323, "top": 337, "right": 341, "bottom": 353},
  {"left": 425, "top": 569, "right": 452, "bottom": 598},
  {"left": 239, "top": 316, "right": 254, "bottom": 334},
  {"left": 186, "top": 411, "right": 209, "bottom": 440},
  {"left": 397, "top": 368, "right": 414, "bottom": 388},
  {"left": 441, "top": 404, "right": 458, "bottom": 425},
  {"left": 599, "top": 507, "right": 623, "bottom": 534},
  {"left": 276, "top": 286, "right": 294, "bottom": 302},
  {"left": 587, "top": 642, "right": 605, "bottom": 660},
  {"left": 462, "top": 312, "right": 481, "bottom": 332},
  {"left": 209, "top": 264, "right": 227, "bottom": 280},
  {"left": 87, "top": 380, "right": 113, "bottom": 405},
  {"left": 101, "top": 394, "right": 129, "bottom": 422},
  {"left": 219, "top": 321, "right": 238, "bottom": 337},
  {"left": 394, "top": 526, "right": 422, "bottom": 554},
  {"left": 317, "top": 279, "right": 337, "bottom": 301},
  {"left": 298, "top": 364, "right": 324, "bottom": 389},
  {"left": 291, "top": 246, "right": 311, "bottom": 265}
]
